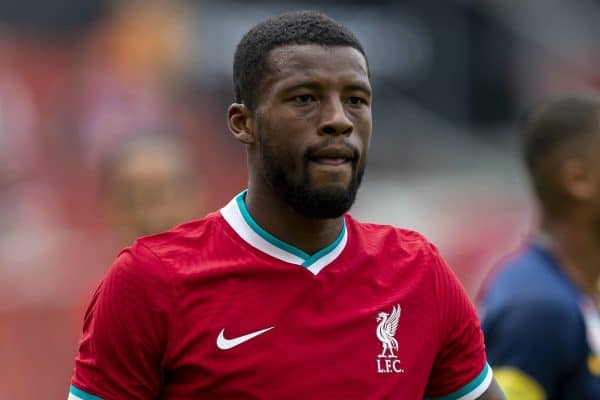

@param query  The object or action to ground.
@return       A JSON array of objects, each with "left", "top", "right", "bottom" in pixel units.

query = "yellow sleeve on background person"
[
  {"left": 588, "top": 355, "right": 600, "bottom": 376},
  {"left": 493, "top": 367, "right": 547, "bottom": 400}
]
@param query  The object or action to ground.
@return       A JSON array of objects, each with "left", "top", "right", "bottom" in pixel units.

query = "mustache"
[{"left": 303, "top": 141, "right": 360, "bottom": 162}]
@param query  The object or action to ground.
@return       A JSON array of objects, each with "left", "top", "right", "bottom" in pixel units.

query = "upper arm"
[
  {"left": 70, "top": 243, "right": 174, "bottom": 400},
  {"left": 424, "top": 248, "right": 492, "bottom": 399},
  {"left": 477, "top": 378, "right": 507, "bottom": 400}
]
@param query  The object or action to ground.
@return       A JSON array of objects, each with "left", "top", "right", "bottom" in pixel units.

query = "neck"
[
  {"left": 244, "top": 185, "right": 345, "bottom": 255},
  {"left": 541, "top": 217, "right": 600, "bottom": 299}
]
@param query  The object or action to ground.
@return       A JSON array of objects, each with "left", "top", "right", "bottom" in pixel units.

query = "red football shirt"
[{"left": 70, "top": 191, "right": 492, "bottom": 399}]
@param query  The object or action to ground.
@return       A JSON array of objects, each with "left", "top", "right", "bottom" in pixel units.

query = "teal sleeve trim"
[
  {"left": 69, "top": 385, "right": 104, "bottom": 400},
  {"left": 425, "top": 362, "right": 492, "bottom": 400}
]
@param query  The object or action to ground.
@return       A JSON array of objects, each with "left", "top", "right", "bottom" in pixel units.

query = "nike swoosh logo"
[{"left": 217, "top": 326, "right": 274, "bottom": 350}]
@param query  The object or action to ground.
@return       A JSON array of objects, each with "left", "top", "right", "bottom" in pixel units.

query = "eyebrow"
[
  {"left": 345, "top": 83, "right": 372, "bottom": 97},
  {"left": 280, "top": 81, "right": 322, "bottom": 94},
  {"left": 281, "top": 81, "right": 372, "bottom": 97}
]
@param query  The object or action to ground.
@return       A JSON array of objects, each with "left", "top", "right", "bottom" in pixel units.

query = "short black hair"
[
  {"left": 233, "top": 10, "right": 367, "bottom": 109},
  {"left": 520, "top": 93, "right": 600, "bottom": 213}
]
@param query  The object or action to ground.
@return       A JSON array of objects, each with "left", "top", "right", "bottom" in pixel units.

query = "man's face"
[
  {"left": 107, "top": 144, "right": 199, "bottom": 239},
  {"left": 251, "top": 44, "right": 372, "bottom": 218},
  {"left": 586, "top": 132, "right": 600, "bottom": 236}
]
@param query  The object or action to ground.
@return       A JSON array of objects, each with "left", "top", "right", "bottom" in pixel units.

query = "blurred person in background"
[
  {"left": 68, "top": 10, "right": 505, "bottom": 400},
  {"left": 99, "top": 133, "right": 205, "bottom": 245},
  {"left": 481, "top": 93, "right": 600, "bottom": 399},
  {"left": 0, "top": 1, "right": 221, "bottom": 398}
]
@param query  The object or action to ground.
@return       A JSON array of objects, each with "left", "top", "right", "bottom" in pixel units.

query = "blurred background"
[{"left": 0, "top": 0, "right": 598, "bottom": 397}]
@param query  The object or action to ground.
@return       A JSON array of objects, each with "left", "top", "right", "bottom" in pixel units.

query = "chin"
[
  {"left": 312, "top": 180, "right": 352, "bottom": 192},
  {"left": 265, "top": 158, "right": 364, "bottom": 218},
  {"left": 289, "top": 185, "right": 357, "bottom": 219}
]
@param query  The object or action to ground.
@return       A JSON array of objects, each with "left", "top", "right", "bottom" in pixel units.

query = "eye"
[
  {"left": 292, "top": 94, "right": 316, "bottom": 104},
  {"left": 346, "top": 96, "right": 368, "bottom": 105}
]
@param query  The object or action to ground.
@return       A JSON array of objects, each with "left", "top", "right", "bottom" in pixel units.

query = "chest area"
[{"left": 165, "top": 265, "right": 441, "bottom": 398}]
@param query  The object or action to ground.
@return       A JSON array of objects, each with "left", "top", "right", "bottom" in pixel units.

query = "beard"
[{"left": 259, "top": 138, "right": 365, "bottom": 219}]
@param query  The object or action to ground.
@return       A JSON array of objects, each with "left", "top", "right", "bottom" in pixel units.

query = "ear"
[
  {"left": 227, "top": 103, "right": 255, "bottom": 144},
  {"left": 561, "top": 158, "right": 597, "bottom": 201}
]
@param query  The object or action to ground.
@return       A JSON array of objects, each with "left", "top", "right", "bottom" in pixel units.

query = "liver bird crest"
[{"left": 376, "top": 304, "right": 401, "bottom": 358}]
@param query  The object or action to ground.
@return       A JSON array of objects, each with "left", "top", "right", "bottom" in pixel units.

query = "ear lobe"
[{"left": 227, "top": 103, "right": 255, "bottom": 144}]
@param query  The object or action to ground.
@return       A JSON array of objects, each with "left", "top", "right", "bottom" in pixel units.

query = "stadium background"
[{"left": 0, "top": 0, "right": 598, "bottom": 397}]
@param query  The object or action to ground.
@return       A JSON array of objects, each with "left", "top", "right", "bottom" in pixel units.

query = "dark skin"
[
  {"left": 228, "top": 43, "right": 506, "bottom": 400},
  {"left": 540, "top": 131, "right": 600, "bottom": 303},
  {"left": 228, "top": 44, "right": 371, "bottom": 254}
]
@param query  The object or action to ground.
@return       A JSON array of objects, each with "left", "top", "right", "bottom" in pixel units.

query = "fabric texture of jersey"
[
  {"left": 482, "top": 242, "right": 600, "bottom": 400},
  {"left": 71, "top": 191, "right": 491, "bottom": 400}
]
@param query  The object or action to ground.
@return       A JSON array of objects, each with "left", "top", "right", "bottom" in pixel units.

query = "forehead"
[{"left": 262, "top": 44, "right": 370, "bottom": 92}]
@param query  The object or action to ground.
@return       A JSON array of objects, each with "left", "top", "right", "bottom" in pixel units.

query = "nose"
[{"left": 319, "top": 97, "right": 353, "bottom": 136}]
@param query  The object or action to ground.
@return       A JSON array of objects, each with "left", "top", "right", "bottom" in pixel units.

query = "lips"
[
  {"left": 313, "top": 157, "right": 348, "bottom": 165},
  {"left": 308, "top": 146, "right": 357, "bottom": 165}
]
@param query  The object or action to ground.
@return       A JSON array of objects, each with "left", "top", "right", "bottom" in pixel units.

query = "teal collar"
[{"left": 220, "top": 191, "right": 348, "bottom": 275}]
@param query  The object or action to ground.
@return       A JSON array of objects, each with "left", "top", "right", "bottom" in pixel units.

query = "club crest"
[{"left": 376, "top": 304, "right": 404, "bottom": 373}]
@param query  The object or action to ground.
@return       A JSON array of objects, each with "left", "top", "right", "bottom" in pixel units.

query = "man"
[
  {"left": 481, "top": 94, "right": 600, "bottom": 399},
  {"left": 69, "top": 11, "right": 505, "bottom": 399},
  {"left": 99, "top": 134, "right": 203, "bottom": 244}
]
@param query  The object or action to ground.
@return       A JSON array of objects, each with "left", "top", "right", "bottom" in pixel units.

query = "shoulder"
[
  {"left": 483, "top": 247, "right": 579, "bottom": 319},
  {"left": 483, "top": 279, "right": 585, "bottom": 390},
  {"left": 484, "top": 292, "right": 580, "bottom": 333},
  {"left": 136, "top": 211, "right": 222, "bottom": 252},
  {"left": 346, "top": 214, "right": 437, "bottom": 259},
  {"left": 345, "top": 215, "right": 452, "bottom": 294},
  {"left": 346, "top": 214, "right": 428, "bottom": 241},
  {"left": 482, "top": 248, "right": 583, "bottom": 351},
  {"left": 130, "top": 211, "right": 225, "bottom": 269}
]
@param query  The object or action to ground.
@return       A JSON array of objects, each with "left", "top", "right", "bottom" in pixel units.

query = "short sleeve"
[
  {"left": 425, "top": 249, "right": 491, "bottom": 400},
  {"left": 482, "top": 297, "right": 580, "bottom": 399},
  {"left": 70, "top": 241, "right": 174, "bottom": 400}
]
